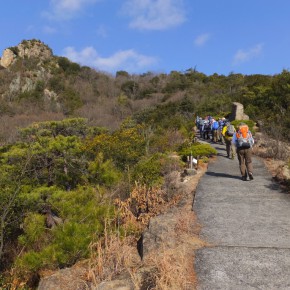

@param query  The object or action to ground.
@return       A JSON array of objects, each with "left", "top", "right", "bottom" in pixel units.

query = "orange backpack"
[
  {"left": 236, "top": 124, "right": 251, "bottom": 148},
  {"left": 237, "top": 124, "right": 249, "bottom": 138}
]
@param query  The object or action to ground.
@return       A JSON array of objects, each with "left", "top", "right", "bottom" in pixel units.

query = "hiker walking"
[
  {"left": 232, "top": 123, "right": 255, "bottom": 181},
  {"left": 211, "top": 118, "right": 219, "bottom": 143},
  {"left": 202, "top": 118, "right": 211, "bottom": 140},
  {"left": 222, "top": 122, "right": 236, "bottom": 159}
]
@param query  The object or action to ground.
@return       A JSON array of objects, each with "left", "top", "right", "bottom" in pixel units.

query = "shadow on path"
[
  {"left": 214, "top": 146, "right": 226, "bottom": 151},
  {"left": 264, "top": 181, "right": 290, "bottom": 194},
  {"left": 217, "top": 153, "right": 232, "bottom": 159},
  {"left": 205, "top": 171, "right": 241, "bottom": 180}
]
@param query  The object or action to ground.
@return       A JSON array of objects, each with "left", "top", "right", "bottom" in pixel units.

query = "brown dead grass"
[
  {"left": 84, "top": 160, "right": 210, "bottom": 290},
  {"left": 87, "top": 233, "right": 140, "bottom": 287},
  {"left": 263, "top": 158, "right": 285, "bottom": 177},
  {"left": 139, "top": 161, "right": 209, "bottom": 290},
  {"left": 146, "top": 247, "right": 196, "bottom": 290},
  {"left": 254, "top": 133, "right": 290, "bottom": 193}
]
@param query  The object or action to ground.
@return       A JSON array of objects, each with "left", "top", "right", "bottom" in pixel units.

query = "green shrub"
[
  {"left": 178, "top": 142, "right": 217, "bottom": 161},
  {"left": 132, "top": 154, "right": 164, "bottom": 187},
  {"left": 48, "top": 76, "right": 65, "bottom": 93},
  {"left": 18, "top": 213, "right": 46, "bottom": 248},
  {"left": 57, "top": 57, "right": 81, "bottom": 75},
  {"left": 200, "top": 156, "right": 209, "bottom": 163},
  {"left": 16, "top": 251, "right": 43, "bottom": 272},
  {"left": 60, "top": 88, "right": 83, "bottom": 115},
  {"left": 16, "top": 220, "right": 104, "bottom": 272},
  {"left": 231, "top": 119, "right": 256, "bottom": 133},
  {"left": 88, "top": 153, "right": 122, "bottom": 186},
  {"left": 15, "top": 186, "right": 116, "bottom": 274},
  {"left": 8, "top": 46, "right": 19, "bottom": 55},
  {"left": 149, "top": 127, "right": 186, "bottom": 154}
]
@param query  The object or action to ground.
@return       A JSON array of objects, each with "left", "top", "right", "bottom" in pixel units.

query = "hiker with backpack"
[
  {"left": 232, "top": 122, "right": 255, "bottom": 181},
  {"left": 222, "top": 122, "right": 236, "bottom": 159},
  {"left": 218, "top": 118, "right": 226, "bottom": 143},
  {"left": 198, "top": 118, "right": 204, "bottom": 137},
  {"left": 202, "top": 118, "right": 211, "bottom": 140},
  {"left": 211, "top": 118, "right": 219, "bottom": 143}
]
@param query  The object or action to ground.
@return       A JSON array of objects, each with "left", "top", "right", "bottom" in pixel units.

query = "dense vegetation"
[
  {"left": 0, "top": 41, "right": 289, "bottom": 144},
  {"left": 0, "top": 112, "right": 217, "bottom": 288},
  {"left": 0, "top": 40, "right": 289, "bottom": 288}
]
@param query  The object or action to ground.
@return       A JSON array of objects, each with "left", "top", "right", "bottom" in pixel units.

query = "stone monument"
[{"left": 230, "top": 102, "right": 249, "bottom": 121}]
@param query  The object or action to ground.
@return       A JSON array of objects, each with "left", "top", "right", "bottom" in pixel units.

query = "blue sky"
[{"left": 1, "top": 0, "right": 290, "bottom": 76}]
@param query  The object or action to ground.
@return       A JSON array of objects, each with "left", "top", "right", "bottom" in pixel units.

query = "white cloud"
[
  {"left": 233, "top": 43, "right": 264, "bottom": 65},
  {"left": 122, "top": 0, "right": 186, "bottom": 30},
  {"left": 44, "top": 0, "right": 100, "bottom": 20},
  {"left": 194, "top": 33, "right": 210, "bottom": 47},
  {"left": 96, "top": 25, "right": 108, "bottom": 38},
  {"left": 43, "top": 26, "right": 57, "bottom": 34},
  {"left": 63, "top": 46, "right": 158, "bottom": 73}
]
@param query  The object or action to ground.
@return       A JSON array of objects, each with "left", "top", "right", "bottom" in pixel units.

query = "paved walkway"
[{"left": 193, "top": 141, "right": 290, "bottom": 290}]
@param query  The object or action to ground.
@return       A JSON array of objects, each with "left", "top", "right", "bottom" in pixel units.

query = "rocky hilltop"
[{"left": 0, "top": 39, "right": 53, "bottom": 68}]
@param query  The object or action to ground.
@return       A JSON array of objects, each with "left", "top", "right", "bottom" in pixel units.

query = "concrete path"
[{"left": 193, "top": 141, "right": 290, "bottom": 290}]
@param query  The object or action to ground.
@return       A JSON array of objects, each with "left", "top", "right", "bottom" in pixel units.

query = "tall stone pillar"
[{"left": 230, "top": 102, "right": 249, "bottom": 121}]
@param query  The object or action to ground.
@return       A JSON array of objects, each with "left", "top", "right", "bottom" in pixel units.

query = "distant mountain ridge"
[{"left": 0, "top": 39, "right": 289, "bottom": 146}]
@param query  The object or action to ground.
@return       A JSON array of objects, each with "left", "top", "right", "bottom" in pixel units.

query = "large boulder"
[
  {"left": 38, "top": 265, "right": 89, "bottom": 290},
  {"left": 0, "top": 48, "right": 16, "bottom": 68},
  {"left": 230, "top": 102, "right": 249, "bottom": 121}
]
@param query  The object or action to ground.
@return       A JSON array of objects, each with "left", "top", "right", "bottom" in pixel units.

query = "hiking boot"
[
  {"left": 249, "top": 172, "right": 254, "bottom": 180},
  {"left": 241, "top": 176, "right": 247, "bottom": 181}
]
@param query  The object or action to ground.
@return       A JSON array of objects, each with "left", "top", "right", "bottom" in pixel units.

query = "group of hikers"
[{"left": 196, "top": 115, "right": 255, "bottom": 181}]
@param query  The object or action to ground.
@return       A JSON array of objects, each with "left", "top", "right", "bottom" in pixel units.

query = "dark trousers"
[{"left": 237, "top": 148, "right": 253, "bottom": 177}]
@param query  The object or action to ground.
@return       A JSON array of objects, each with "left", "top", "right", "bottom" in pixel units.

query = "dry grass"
[
  {"left": 146, "top": 247, "right": 196, "bottom": 290},
  {"left": 253, "top": 132, "right": 290, "bottom": 193},
  {"left": 114, "top": 182, "right": 181, "bottom": 234},
  {"left": 145, "top": 161, "right": 209, "bottom": 290},
  {"left": 143, "top": 209, "right": 207, "bottom": 290},
  {"left": 87, "top": 232, "right": 141, "bottom": 287},
  {"left": 81, "top": 161, "right": 210, "bottom": 289}
]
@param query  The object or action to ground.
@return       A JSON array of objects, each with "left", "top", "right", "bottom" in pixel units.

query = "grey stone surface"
[
  {"left": 195, "top": 247, "right": 290, "bottom": 290},
  {"left": 230, "top": 102, "right": 249, "bottom": 121},
  {"left": 193, "top": 142, "right": 290, "bottom": 289}
]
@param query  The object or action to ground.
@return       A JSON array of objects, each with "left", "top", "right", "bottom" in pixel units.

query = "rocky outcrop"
[
  {"left": 38, "top": 265, "right": 89, "bottom": 290},
  {"left": 0, "top": 40, "right": 52, "bottom": 69},
  {"left": 142, "top": 168, "right": 207, "bottom": 256},
  {"left": 44, "top": 88, "right": 58, "bottom": 101},
  {"left": 17, "top": 40, "right": 52, "bottom": 61},
  {"left": 0, "top": 48, "right": 16, "bottom": 68},
  {"left": 0, "top": 40, "right": 56, "bottom": 102},
  {"left": 94, "top": 278, "right": 135, "bottom": 290},
  {"left": 230, "top": 102, "right": 249, "bottom": 121}
]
